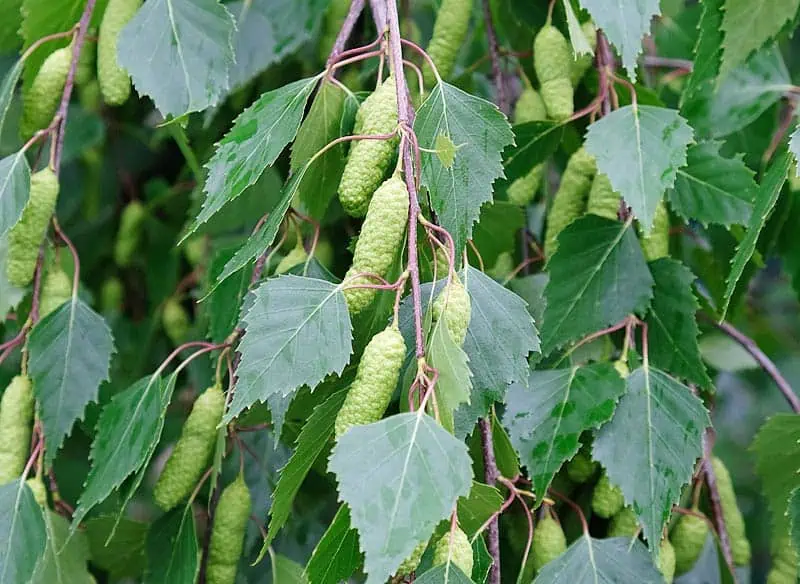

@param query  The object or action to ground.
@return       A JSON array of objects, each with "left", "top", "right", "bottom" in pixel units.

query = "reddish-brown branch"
[
  {"left": 548, "top": 488, "right": 590, "bottom": 534},
  {"left": 702, "top": 433, "right": 737, "bottom": 578},
  {"left": 325, "top": 0, "right": 367, "bottom": 69},
  {"left": 479, "top": 417, "right": 502, "bottom": 584},
  {"left": 480, "top": 0, "right": 508, "bottom": 115}
]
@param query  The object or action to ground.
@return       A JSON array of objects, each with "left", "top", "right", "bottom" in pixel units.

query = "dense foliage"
[{"left": 1, "top": 0, "right": 800, "bottom": 583}]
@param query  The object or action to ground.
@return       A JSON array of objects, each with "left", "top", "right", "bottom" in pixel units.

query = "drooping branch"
[
  {"left": 326, "top": 0, "right": 367, "bottom": 68},
  {"left": 702, "top": 432, "right": 737, "bottom": 578}
]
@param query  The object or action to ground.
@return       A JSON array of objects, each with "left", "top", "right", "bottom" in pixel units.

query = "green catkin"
[
  {"left": 659, "top": 538, "right": 676, "bottom": 584},
  {"left": 565, "top": 447, "right": 597, "bottom": 483},
  {"left": 396, "top": 540, "right": 428, "bottom": 577},
  {"left": 591, "top": 472, "right": 624, "bottom": 518},
  {"left": 533, "top": 25, "right": 574, "bottom": 121},
  {"left": 608, "top": 507, "right": 639, "bottom": 537},
  {"left": 671, "top": 512, "right": 709, "bottom": 575},
  {"left": 275, "top": 244, "right": 308, "bottom": 275},
  {"left": 100, "top": 277, "right": 124, "bottom": 312},
  {"left": 97, "top": 0, "right": 142, "bottom": 105},
  {"left": 507, "top": 86, "right": 548, "bottom": 206},
  {"left": 342, "top": 175, "right": 409, "bottom": 314},
  {"left": 26, "top": 477, "right": 47, "bottom": 507},
  {"left": 640, "top": 200, "right": 670, "bottom": 261},
  {"left": 0, "top": 376, "right": 34, "bottom": 485},
  {"left": 75, "top": 37, "right": 96, "bottom": 86},
  {"left": 153, "top": 385, "right": 225, "bottom": 511},
  {"left": 544, "top": 147, "right": 596, "bottom": 256},
  {"left": 114, "top": 200, "right": 147, "bottom": 267},
  {"left": 183, "top": 236, "right": 205, "bottom": 267},
  {"left": 766, "top": 537, "right": 798, "bottom": 584},
  {"left": 334, "top": 324, "right": 406, "bottom": 437},
  {"left": 20, "top": 46, "right": 71, "bottom": 138},
  {"left": 532, "top": 512, "right": 567, "bottom": 572},
  {"left": 6, "top": 168, "right": 60, "bottom": 287},
  {"left": 314, "top": 238, "right": 334, "bottom": 270},
  {"left": 587, "top": 173, "right": 620, "bottom": 220},
  {"left": 711, "top": 457, "right": 751, "bottom": 566},
  {"left": 423, "top": 0, "right": 472, "bottom": 86},
  {"left": 338, "top": 76, "right": 399, "bottom": 217},
  {"left": 207, "top": 475, "right": 251, "bottom": 584},
  {"left": 487, "top": 251, "right": 515, "bottom": 281},
  {"left": 318, "top": 0, "right": 350, "bottom": 63},
  {"left": 433, "top": 526, "right": 473, "bottom": 577},
  {"left": 162, "top": 297, "right": 190, "bottom": 345},
  {"left": 570, "top": 21, "right": 597, "bottom": 87},
  {"left": 39, "top": 267, "right": 72, "bottom": 319},
  {"left": 432, "top": 276, "right": 471, "bottom": 346}
]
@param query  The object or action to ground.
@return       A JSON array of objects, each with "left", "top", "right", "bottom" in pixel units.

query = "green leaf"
[
  {"left": 564, "top": 0, "right": 593, "bottom": 55},
  {"left": 305, "top": 504, "right": 362, "bottom": 584},
  {"left": 541, "top": 216, "right": 653, "bottom": 353},
  {"left": 415, "top": 564, "right": 475, "bottom": 583},
  {"left": 84, "top": 516, "right": 147, "bottom": 579},
  {"left": 504, "top": 363, "right": 625, "bottom": 497},
  {"left": 502, "top": 121, "right": 563, "bottom": 183},
  {"left": 143, "top": 507, "right": 198, "bottom": 584},
  {"left": 0, "top": 480, "right": 47, "bottom": 584},
  {"left": 668, "top": 142, "right": 756, "bottom": 226},
  {"left": 0, "top": 234, "right": 24, "bottom": 315},
  {"left": 227, "top": 0, "right": 326, "bottom": 89},
  {"left": 72, "top": 375, "right": 173, "bottom": 529},
  {"left": 684, "top": 45, "right": 790, "bottom": 138},
  {"left": 265, "top": 388, "right": 348, "bottom": 546},
  {"left": 226, "top": 275, "right": 352, "bottom": 422},
  {"left": 0, "top": 0, "right": 22, "bottom": 51},
  {"left": 790, "top": 127, "right": 800, "bottom": 172},
  {"left": 0, "top": 152, "right": 29, "bottom": 239},
  {"left": 31, "top": 512, "right": 93, "bottom": 584},
  {"left": 290, "top": 79, "right": 358, "bottom": 219},
  {"left": 644, "top": 259, "right": 711, "bottom": 388},
  {"left": 719, "top": 0, "right": 799, "bottom": 77},
  {"left": 790, "top": 487, "right": 800, "bottom": 557},
  {"left": 456, "top": 482, "right": 504, "bottom": 537},
  {"left": 0, "top": 59, "right": 23, "bottom": 139},
  {"left": 532, "top": 534, "right": 662, "bottom": 583},
  {"left": 272, "top": 553, "right": 308, "bottom": 583},
  {"left": 721, "top": 151, "right": 790, "bottom": 319},
  {"left": 429, "top": 315, "right": 473, "bottom": 433},
  {"left": 752, "top": 413, "right": 800, "bottom": 535},
  {"left": 593, "top": 366, "right": 709, "bottom": 556},
  {"left": 190, "top": 76, "right": 318, "bottom": 233},
  {"left": 206, "top": 243, "right": 254, "bottom": 344},
  {"left": 414, "top": 82, "right": 515, "bottom": 256},
  {"left": 117, "top": 0, "right": 235, "bottom": 117},
  {"left": 463, "top": 266, "right": 539, "bottom": 391},
  {"left": 577, "top": 0, "right": 660, "bottom": 78},
  {"left": 470, "top": 202, "right": 524, "bottom": 268},
  {"left": 584, "top": 105, "right": 693, "bottom": 231},
  {"left": 28, "top": 297, "right": 115, "bottom": 465},
  {"left": 329, "top": 412, "right": 473, "bottom": 584},
  {"left": 680, "top": 0, "right": 722, "bottom": 107}
]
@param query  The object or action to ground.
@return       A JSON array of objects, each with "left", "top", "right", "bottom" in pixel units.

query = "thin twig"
[
  {"left": 326, "top": 0, "right": 366, "bottom": 69},
  {"left": 706, "top": 317, "right": 800, "bottom": 412},
  {"left": 53, "top": 0, "right": 97, "bottom": 170},
  {"left": 479, "top": 417, "right": 502, "bottom": 584},
  {"left": 641, "top": 55, "right": 693, "bottom": 71},
  {"left": 480, "top": 0, "right": 508, "bottom": 115},
  {"left": 702, "top": 432, "right": 737, "bottom": 579}
]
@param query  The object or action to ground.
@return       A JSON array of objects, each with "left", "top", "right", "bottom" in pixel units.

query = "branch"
[
  {"left": 479, "top": 417, "right": 502, "bottom": 584},
  {"left": 641, "top": 55, "right": 693, "bottom": 71},
  {"left": 369, "top": 0, "right": 387, "bottom": 31},
  {"left": 480, "top": 0, "right": 508, "bottom": 115},
  {"left": 709, "top": 317, "right": 800, "bottom": 413},
  {"left": 702, "top": 432, "right": 737, "bottom": 580},
  {"left": 385, "top": 0, "right": 425, "bottom": 359},
  {"left": 53, "top": 0, "right": 97, "bottom": 170},
  {"left": 325, "top": 0, "right": 366, "bottom": 69}
]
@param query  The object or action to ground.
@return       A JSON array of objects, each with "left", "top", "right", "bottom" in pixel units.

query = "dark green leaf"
[
  {"left": 593, "top": 367, "right": 710, "bottom": 556},
  {"left": 0, "top": 152, "right": 29, "bottom": 238},
  {"left": 415, "top": 564, "right": 475, "bottom": 583},
  {"left": 305, "top": 504, "right": 362, "bottom": 584},
  {"left": 206, "top": 242, "right": 254, "bottom": 344},
  {"left": 680, "top": 0, "right": 722, "bottom": 106},
  {"left": 503, "top": 121, "right": 564, "bottom": 183},
  {"left": 456, "top": 482, "right": 504, "bottom": 537},
  {"left": 226, "top": 275, "right": 352, "bottom": 422},
  {"left": 414, "top": 82, "right": 515, "bottom": 256},
  {"left": 117, "top": 0, "right": 235, "bottom": 117},
  {"left": 504, "top": 363, "right": 625, "bottom": 497},
  {"left": 541, "top": 216, "right": 653, "bottom": 353},
  {"left": 470, "top": 202, "right": 524, "bottom": 268},
  {"left": 790, "top": 487, "right": 800, "bottom": 557},
  {"left": 143, "top": 507, "right": 198, "bottom": 584},
  {"left": 0, "top": 480, "right": 47, "bottom": 584},
  {"left": 722, "top": 151, "right": 790, "bottom": 318},
  {"left": 329, "top": 412, "right": 473, "bottom": 584},
  {"left": 84, "top": 516, "right": 147, "bottom": 580},
  {"left": 28, "top": 297, "right": 115, "bottom": 465},
  {"left": 752, "top": 413, "right": 800, "bottom": 535},
  {"left": 0, "top": 59, "right": 23, "bottom": 139},
  {"left": 644, "top": 259, "right": 711, "bottom": 388}
]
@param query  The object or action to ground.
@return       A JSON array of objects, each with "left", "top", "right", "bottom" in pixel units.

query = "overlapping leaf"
[
  {"left": 752, "top": 414, "right": 800, "bottom": 535},
  {"left": 414, "top": 82, "right": 515, "bottom": 256},
  {"left": 668, "top": 142, "right": 756, "bottom": 226},
  {"left": 415, "top": 564, "right": 474, "bottom": 583},
  {"left": 31, "top": 512, "right": 93, "bottom": 584},
  {"left": 304, "top": 505, "right": 362, "bottom": 584},
  {"left": 0, "top": 59, "right": 23, "bottom": 138},
  {"left": 722, "top": 152, "right": 790, "bottom": 319},
  {"left": 584, "top": 105, "right": 693, "bottom": 231},
  {"left": 680, "top": 0, "right": 722, "bottom": 106},
  {"left": 593, "top": 367, "right": 710, "bottom": 555},
  {"left": 226, "top": 276, "right": 352, "bottom": 421},
  {"left": 329, "top": 412, "right": 473, "bottom": 584},
  {"left": 0, "top": 152, "right": 29, "bottom": 239},
  {"left": 143, "top": 507, "right": 198, "bottom": 584},
  {"left": 504, "top": 363, "right": 625, "bottom": 497},
  {"left": 429, "top": 315, "right": 472, "bottom": 433},
  {"left": 28, "top": 297, "right": 115, "bottom": 465},
  {"left": 541, "top": 216, "right": 653, "bottom": 353},
  {"left": 117, "top": 0, "right": 235, "bottom": 117},
  {"left": 0, "top": 480, "right": 47, "bottom": 584},
  {"left": 503, "top": 121, "right": 564, "bottom": 183}
]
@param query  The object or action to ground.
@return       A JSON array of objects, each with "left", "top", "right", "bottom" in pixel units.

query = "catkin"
[{"left": 98, "top": 0, "right": 142, "bottom": 105}]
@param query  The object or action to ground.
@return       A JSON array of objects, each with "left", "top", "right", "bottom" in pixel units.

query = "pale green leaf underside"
[
  {"left": 0, "top": 152, "right": 30, "bottom": 239},
  {"left": 0, "top": 480, "right": 47, "bottom": 584}
]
